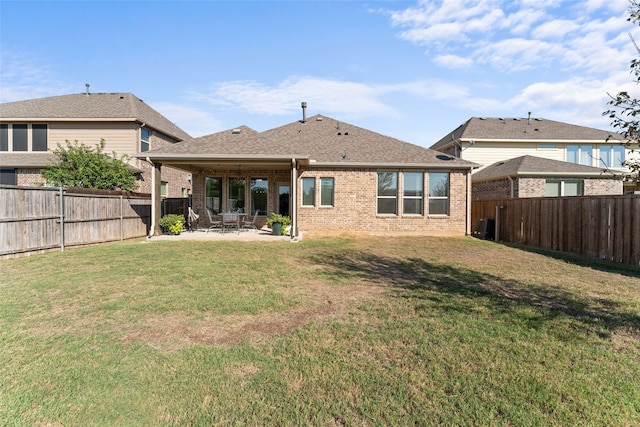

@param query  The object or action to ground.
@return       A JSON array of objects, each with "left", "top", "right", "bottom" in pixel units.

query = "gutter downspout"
[
  {"left": 508, "top": 175, "right": 515, "bottom": 198},
  {"left": 291, "top": 158, "right": 297, "bottom": 240},
  {"left": 146, "top": 156, "right": 156, "bottom": 239}
]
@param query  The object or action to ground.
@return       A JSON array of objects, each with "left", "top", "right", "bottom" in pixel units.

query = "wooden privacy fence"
[
  {"left": 472, "top": 195, "right": 640, "bottom": 267},
  {"left": 0, "top": 185, "right": 151, "bottom": 259}
]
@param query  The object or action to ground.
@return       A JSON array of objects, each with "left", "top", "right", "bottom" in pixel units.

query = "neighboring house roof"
[
  {"left": 472, "top": 155, "right": 615, "bottom": 183},
  {"left": 0, "top": 152, "right": 57, "bottom": 168},
  {"left": 143, "top": 115, "right": 478, "bottom": 169},
  {"left": 430, "top": 116, "right": 623, "bottom": 151},
  {"left": 0, "top": 93, "right": 191, "bottom": 141}
]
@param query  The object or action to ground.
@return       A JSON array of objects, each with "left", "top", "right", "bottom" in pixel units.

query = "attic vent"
[
  {"left": 316, "top": 116, "right": 323, "bottom": 121},
  {"left": 232, "top": 128, "right": 241, "bottom": 134}
]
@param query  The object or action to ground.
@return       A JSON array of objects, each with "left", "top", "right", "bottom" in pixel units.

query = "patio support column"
[
  {"left": 291, "top": 158, "right": 297, "bottom": 239},
  {"left": 466, "top": 168, "right": 472, "bottom": 236},
  {"left": 150, "top": 160, "right": 163, "bottom": 236}
]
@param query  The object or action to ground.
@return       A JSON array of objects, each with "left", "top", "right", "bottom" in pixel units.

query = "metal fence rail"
[
  {"left": 0, "top": 185, "right": 151, "bottom": 259},
  {"left": 472, "top": 195, "right": 640, "bottom": 267}
]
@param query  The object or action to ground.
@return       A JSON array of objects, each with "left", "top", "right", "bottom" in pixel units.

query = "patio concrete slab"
[{"left": 148, "top": 227, "right": 295, "bottom": 242}]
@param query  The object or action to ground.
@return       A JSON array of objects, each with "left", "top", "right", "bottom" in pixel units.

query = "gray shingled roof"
[
  {"left": 0, "top": 93, "right": 191, "bottom": 141},
  {"left": 144, "top": 115, "right": 477, "bottom": 169},
  {"left": 431, "top": 116, "right": 622, "bottom": 151},
  {"left": 472, "top": 155, "right": 614, "bottom": 182},
  {"left": 0, "top": 152, "right": 57, "bottom": 168}
]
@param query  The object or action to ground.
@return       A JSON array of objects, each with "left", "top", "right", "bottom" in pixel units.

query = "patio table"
[{"left": 221, "top": 212, "right": 245, "bottom": 234}]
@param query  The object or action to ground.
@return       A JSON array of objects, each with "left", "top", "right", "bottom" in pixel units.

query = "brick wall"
[
  {"left": 473, "top": 176, "right": 624, "bottom": 200},
  {"left": 16, "top": 169, "right": 45, "bottom": 186},
  {"left": 296, "top": 168, "right": 468, "bottom": 236},
  {"left": 584, "top": 179, "right": 623, "bottom": 195},
  {"left": 186, "top": 167, "right": 470, "bottom": 236},
  {"left": 472, "top": 178, "right": 512, "bottom": 200}
]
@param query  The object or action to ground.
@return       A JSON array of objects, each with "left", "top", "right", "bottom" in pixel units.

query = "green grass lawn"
[{"left": 1, "top": 237, "right": 638, "bottom": 426}]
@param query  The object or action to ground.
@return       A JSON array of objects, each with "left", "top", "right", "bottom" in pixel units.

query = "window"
[
  {"left": 0, "top": 168, "right": 17, "bottom": 185},
  {"left": 302, "top": 177, "right": 315, "bottom": 207},
  {"left": 160, "top": 181, "right": 168, "bottom": 198},
  {"left": 428, "top": 172, "right": 449, "bottom": 215},
  {"left": 537, "top": 144, "right": 557, "bottom": 149},
  {"left": 205, "top": 177, "right": 222, "bottom": 214},
  {"left": 250, "top": 177, "right": 268, "bottom": 215},
  {"left": 228, "top": 177, "right": 246, "bottom": 211},
  {"left": 13, "top": 124, "right": 27, "bottom": 151},
  {"left": 600, "top": 145, "right": 625, "bottom": 168},
  {"left": 377, "top": 172, "right": 397, "bottom": 214},
  {"left": 0, "top": 124, "right": 8, "bottom": 151},
  {"left": 545, "top": 180, "right": 583, "bottom": 196},
  {"left": 141, "top": 128, "right": 150, "bottom": 152},
  {"left": 32, "top": 124, "right": 47, "bottom": 151},
  {"left": 320, "top": 178, "right": 334, "bottom": 207},
  {"left": 403, "top": 172, "right": 423, "bottom": 215},
  {"left": 567, "top": 145, "right": 593, "bottom": 166}
]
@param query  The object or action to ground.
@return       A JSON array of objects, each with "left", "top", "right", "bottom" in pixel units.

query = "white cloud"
[
  {"left": 434, "top": 54, "right": 474, "bottom": 69},
  {"left": 474, "top": 38, "right": 561, "bottom": 71},
  {"left": 0, "top": 52, "right": 72, "bottom": 102},
  {"left": 191, "top": 76, "right": 399, "bottom": 119},
  {"left": 531, "top": 19, "right": 581, "bottom": 39},
  {"left": 151, "top": 102, "right": 224, "bottom": 138}
]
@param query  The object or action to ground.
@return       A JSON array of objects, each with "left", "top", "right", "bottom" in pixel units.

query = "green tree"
[
  {"left": 42, "top": 139, "right": 137, "bottom": 191},
  {"left": 603, "top": 0, "right": 640, "bottom": 183}
]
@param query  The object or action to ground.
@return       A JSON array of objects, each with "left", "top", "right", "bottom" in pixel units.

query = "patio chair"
[
  {"left": 222, "top": 211, "right": 240, "bottom": 234},
  {"left": 206, "top": 209, "right": 222, "bottom": 233},
  {"left": 242, "top": 210, "right": 260, "bottom": 231},
  {"left": 187, "top": 207, "right": 200, "bottom": 232}
]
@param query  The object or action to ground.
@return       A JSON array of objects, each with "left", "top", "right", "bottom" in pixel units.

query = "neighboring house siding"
[
  {"left": 296, "top": 168, "right": 468, "bottom": 236},
  {"left": 462, "top": 142, "right": 566, "bottom": 170},
  {"left": 461, "top": 141, "right": 639, "bottom": 173},
  {"left": 49, "top": 122, "right": 137, "bottom": 154}
]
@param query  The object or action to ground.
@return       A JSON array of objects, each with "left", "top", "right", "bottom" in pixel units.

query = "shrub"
[{"left": 159, "top": 214, "right": 185, "bottom": 235}]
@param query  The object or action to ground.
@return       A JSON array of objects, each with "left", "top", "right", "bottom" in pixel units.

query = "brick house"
[
  {"left": 430, "top": 116, "right": 638, "bottom": 194},
  {"left": 0, "top": 92, "right": 192, "bottom": 197},
  {"left": 472, "top": 155, "right": 622, "bottom": 200},
  {"left": 140, "top": 108, "right": 478, "bottom": 238}
]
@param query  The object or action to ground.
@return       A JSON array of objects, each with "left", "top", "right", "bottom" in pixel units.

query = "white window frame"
[
  {"left": 319, "top": 177, "right": 334, "bottom": 207},
  {"left": 377, "top": 171, "right": 398, "bottom": 215},
  {"left": 428, "top": 172, "right": 450, "bottom": 216},
  {"left": 301, "top": 177, "right": 315, "bottom": 207}
]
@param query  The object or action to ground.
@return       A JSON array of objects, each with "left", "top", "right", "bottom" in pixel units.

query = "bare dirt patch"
[{"left": 121, "top": 281, "right": 385, "bottom": 352}]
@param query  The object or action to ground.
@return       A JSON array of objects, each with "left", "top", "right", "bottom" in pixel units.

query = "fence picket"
[
  {"left": 472, "top": 195, "right": 640, "bottom": 267},
  {"left": 0, "top": 186, "right": 151, "bottom": 259}
]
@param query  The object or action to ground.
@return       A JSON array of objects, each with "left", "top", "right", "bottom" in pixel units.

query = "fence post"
[
  {"left": 120, "top": 195, "right": 124, "bottom": 241},
  {"left": 59, "top": 187, "right": 65, "bottom": 252}
]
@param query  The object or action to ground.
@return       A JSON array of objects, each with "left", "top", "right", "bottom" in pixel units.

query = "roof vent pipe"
[
  {"left": 85, "top": 83, "right": 90, "bottom": 96},
  {"left": 301, "top": 102, "right": 307, "bottom": 123},
  {"left": 528, "top": 111, "right": 531, "bottom": 124}
]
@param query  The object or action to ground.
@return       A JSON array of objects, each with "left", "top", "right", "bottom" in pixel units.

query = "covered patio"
[{"left": 140, "top": 126, "right": 307, "bottom": 240}]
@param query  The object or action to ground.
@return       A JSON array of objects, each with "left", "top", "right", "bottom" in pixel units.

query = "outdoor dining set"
[{"left": 187, "top": 207, "right": 260, "bottom": 234}]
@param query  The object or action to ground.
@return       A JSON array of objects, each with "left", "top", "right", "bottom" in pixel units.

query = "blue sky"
[{"left": 1, "top": 0, "right": 638, "bottom": 148}]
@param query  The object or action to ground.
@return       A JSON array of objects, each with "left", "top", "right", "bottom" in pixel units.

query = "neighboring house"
[
  {"left": 430, "top": 116, "right": 639, "bottom": 194},
  {"left": 139, "top": 107, "right": 478, "bottom": 238},
  {"left": 472, "top": 155, "right": 622, "bottom": 200},
  {"left": 0, "top": 92, "right": 192, "bottom": 196}
]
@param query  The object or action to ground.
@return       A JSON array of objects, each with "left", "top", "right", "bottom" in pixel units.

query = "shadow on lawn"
[
  {"left": 311, "top": 251, "right": 640, "bottom": 340},
  {"left": 502, "top": 243, "right": 640, "bottom": 280}
]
